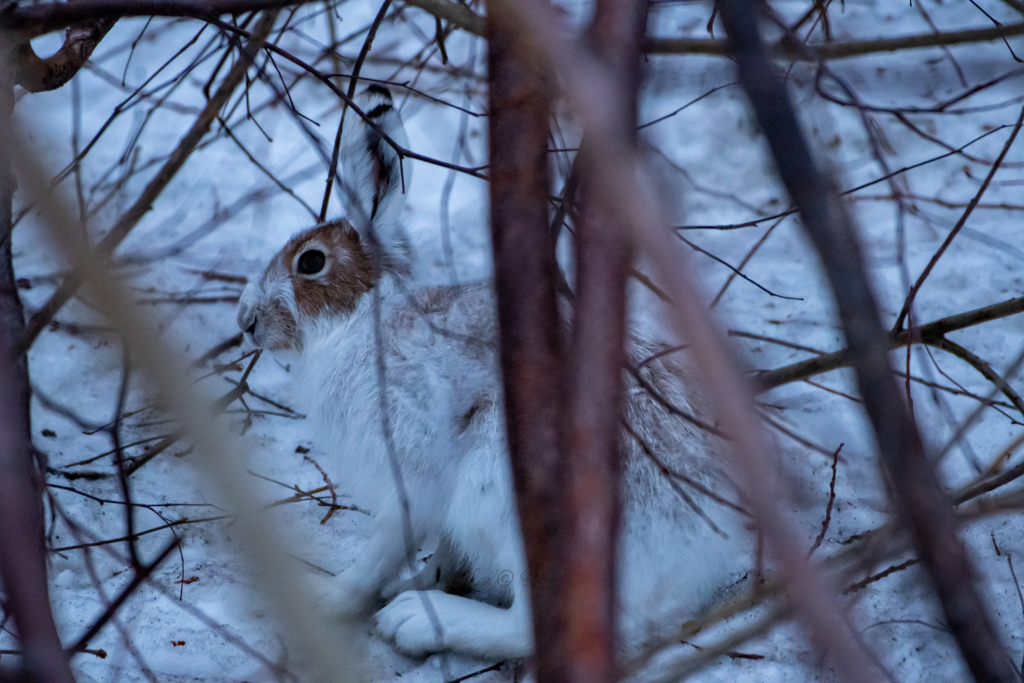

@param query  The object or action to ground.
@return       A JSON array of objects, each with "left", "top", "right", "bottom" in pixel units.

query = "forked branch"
[
  {"left": 14, "top": 18, "right": 116, "bottom": 93},
  {"left": 757, "top": 295, "right": 1024, "bottom": 391},
  {"left": 495, "top": 1, "right": 882, "bottom": 680}
]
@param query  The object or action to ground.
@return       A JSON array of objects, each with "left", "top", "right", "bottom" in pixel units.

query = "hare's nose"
[{"left": 246, "top": 318, "right": 257, "bottom": 336}]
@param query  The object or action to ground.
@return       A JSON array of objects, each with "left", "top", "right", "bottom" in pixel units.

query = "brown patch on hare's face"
[
  {"left": 238, "top": 220, "right": 376, "bottom": 351},
  {"left": 282, "top": 220, "right": 376, "bottom": 321}
]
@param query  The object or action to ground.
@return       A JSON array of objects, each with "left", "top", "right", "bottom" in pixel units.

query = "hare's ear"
[{"left": 341, "top": 85, "right": 413, "bottom": 276}]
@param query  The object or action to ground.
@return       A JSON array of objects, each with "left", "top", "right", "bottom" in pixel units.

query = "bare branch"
[
  {"left": 394, "top": 1, "right": 1024, "bottom": 61},
  {"left": 646, "top": 21, "right": 1024, "bottom": 59},
  {"left": 757, "top": 295, "right": 1024, "bottom": 390},
  {"left": 925, "top": 337, "right": 1024, "bottom": 421},
  {"left": 18, "top": 10, "right": 279, "bottom": 352},
  {"left": 0, "top": 0, "right": 302, "bottom": 35},
  {"left": 14, "top": 18, "right": 116, "bottom": 93},
  {"left": 404, "top": 0, "right": 484, "bottom": 38},
  {"left": 893, "top": 105, "right": 1024, "bottom": 331}
]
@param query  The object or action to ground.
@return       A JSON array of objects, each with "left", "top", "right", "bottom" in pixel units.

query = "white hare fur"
[{"left": 238, "top": 86, "right": 742, "bottom": 662}]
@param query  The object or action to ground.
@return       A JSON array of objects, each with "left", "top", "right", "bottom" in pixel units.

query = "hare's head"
[
  {"left": 238, "top": 85, "right": 413, "bottom": 351},
  {"left": 237, "top": 220, "right": 375, "bottom": 350}
]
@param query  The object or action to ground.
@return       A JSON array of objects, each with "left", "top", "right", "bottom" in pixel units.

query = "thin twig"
[
  {"left": 809, "top": 444, "right": 842, "bottom": 555},
  {"left": 893, "top": 104, "right": 1024, "bottom": 331},
  {"left": 319, "top": 0, "right": 394, "bottom": 222},
  {"left": 925, "top": 337, "right": 1024, "bottom": 422}
]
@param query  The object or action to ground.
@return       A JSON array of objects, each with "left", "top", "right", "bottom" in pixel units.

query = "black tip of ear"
[
  {"left": 365, "top": 84, "right": 393, "bottom": 101},
  {"left": 367, "top": 102, "right": 393, "bottom": 119}
]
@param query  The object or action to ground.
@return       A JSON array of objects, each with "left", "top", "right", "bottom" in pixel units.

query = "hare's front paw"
[
  {"left": 375, "top": 590, "right": 449, "bottom": 656},
  {"left": 308, "top": 571, "right": 374, "bottom": 619}
]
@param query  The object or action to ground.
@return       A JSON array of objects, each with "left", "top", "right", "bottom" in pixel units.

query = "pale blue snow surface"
[{"left": 4, "top": 0, "right": 1023, "bottom": 681}]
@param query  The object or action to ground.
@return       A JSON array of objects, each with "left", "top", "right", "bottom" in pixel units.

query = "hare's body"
[
  {"left": 239, "top": 87, "right": 740, "bottom": 661},
  {"left": 299, "top": 281, "right": 501, "bottom": 514}
]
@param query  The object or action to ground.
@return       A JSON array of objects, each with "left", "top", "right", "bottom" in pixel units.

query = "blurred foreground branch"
[{"left": 9, "top": 24, "right": 365, "bottom": 683}]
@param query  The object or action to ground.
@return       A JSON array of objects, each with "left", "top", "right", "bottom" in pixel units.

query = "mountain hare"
[{"left": 238, "top": 86, "right": 742, "bottom": 661}]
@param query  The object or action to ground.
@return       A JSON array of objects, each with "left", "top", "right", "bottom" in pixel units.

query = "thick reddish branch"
[
  {"left": 558, "top": 1, "right": 648, "bottom": 680},
  {"left": 485, "top": 8, "right": 564, "bottom": 680}
]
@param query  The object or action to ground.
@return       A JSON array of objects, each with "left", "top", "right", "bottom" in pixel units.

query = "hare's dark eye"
[{"left": 297, "top": 250, "right": 326, "bottom": 275}]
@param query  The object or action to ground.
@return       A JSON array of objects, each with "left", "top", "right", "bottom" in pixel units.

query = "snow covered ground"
[{"left": 4, "top": 0, "right": 1024, "bottom": 680}]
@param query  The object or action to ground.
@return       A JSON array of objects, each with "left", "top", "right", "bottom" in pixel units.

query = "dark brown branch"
[
  {"left": 716, "top": 3, "right": 1019, "bottom": 680},
  {"left": 14, "top": 18, "right": 116, "bottom": 93},
  {"left": 646, "top": 21, "right": 1024, "bottom": 59},
  {"left": 757, "top": 295, "right": 1024, "bottom": 391},
  {"left": 17, "top": 10, "right": 280, "bottom": 353},
  {"left": 409, "top": 0, "right": 1024, "bottom": 61},
  {"left": 0, "top": 43, "right": 75, "bottom": 683},
  {"left": 843, "top": 559, "right": 921, "bottom": 595},
  {"left": 6, "top": 0, "right": 1023, "bottom": 63},
  {"left": 764, "top": 347, "right": 1018, "bottom": 411},
  {"left": 558, "top": 2, "right": 646, "bottom": 680},
  {"left": 0, "top": 0, "right": 300, "bottom": 35},
  {"left": 809, "top": 444, "right": 842, "bottom": 555},
  {"left": 953, "top": 443, "right": 1024, "bottom": 506},
  {"left": 500, "top": 1, "right": 882, "bottom": 678},
  {"left": 404, "top": 0, "right": 485, "bottom": 37},
  {"left": 485, "top": 8, "right": 564, "bottom": 680},
  {"left": 52, "top": 516, "right": 229, "bottom": 552}
]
